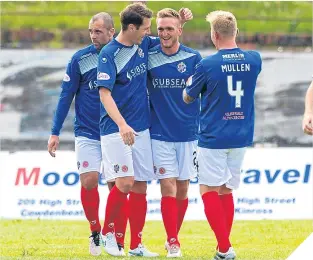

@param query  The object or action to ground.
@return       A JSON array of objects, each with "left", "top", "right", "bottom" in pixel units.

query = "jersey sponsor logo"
[
  {"left": 138, "top": 47, "right": 144, "bottom": 58},
  {"left": 63, "top": 73, "right": 70, "bottom": 82},
  {"left": 126, "top": 63, "right": 147, "bottom": 81},
  {"left": 88, "top": 80, "right": 97, "bottom": 90},
  {"left": 97, "top": 72, "right": 110, "bottom": 80},
  {"left": 222, "top": 53, "right": 245, "bottom": 60},
  {"left": 101, "top": 57, "right": 107, "bottom": 63},
  {"left": 177, "top": 62, "right": 186, "bottom": 73},
  {"left": 152, "top": 78, "right": 187, "bottom": 89}
]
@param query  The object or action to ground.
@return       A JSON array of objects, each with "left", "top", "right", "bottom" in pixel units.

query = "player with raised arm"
[
  {"left": 147, "top": 8, "right": 201, "bottom": 258},
  {"left": 47, "top": 13, "right": 128, "bottom": 256},
  {"left": 97, "top": 3, "right": 192, "bottom": 257},
  {"left": 183, "top": 11, "right": 262, "bottom": 260},
  {"left": 302, "top": 79, "right": 313, "bottom": 135}
]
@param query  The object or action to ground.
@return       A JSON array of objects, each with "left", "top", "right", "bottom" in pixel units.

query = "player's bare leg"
[
  {"left": 80, "top": 172, "right": 102, "bottom": 256},
  {"left": 128, "top": 181, "right": 158, "bottom": 257}
]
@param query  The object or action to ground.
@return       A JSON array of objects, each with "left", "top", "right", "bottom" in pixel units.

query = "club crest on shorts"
[
  {"left": 114, "top": 164, "right": 120, "bottom": 173},
  {"left": 177, "top": 62, "right": 186, "bottom": 73},
  {"left": 138, "top": 47, "right": 144, "bottom": 58},
  {"left": 122, "top": 165, "right": 128, "bottom": 172},
  {"left": 77, "top": 161, "right": 80, "bottom": 170},
  {"left": 83, "top": 161, "right": 89, "bottom": 168},
  {"left": 159, "top": 167, "right": 166, "bottom": 174}
]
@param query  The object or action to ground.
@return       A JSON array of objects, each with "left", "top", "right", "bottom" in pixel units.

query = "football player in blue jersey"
[
  {"left": 183, "top": 11, "right": 262, "bottom": 260},
  {"left": 303, "top": 79, "right": 313, "bottom": 135},
  {"left": 47, "top": 13, "right": 116, "bottom": 256},
  {"left": 147, "top": 8, "right": 201, "bottom": 258},
  {"left": 97, "top": 3, "right": 192, "bottom": 257}
]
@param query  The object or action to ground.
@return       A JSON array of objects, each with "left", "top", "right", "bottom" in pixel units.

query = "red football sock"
[
  {"left": 115, "top": 196, "right": 129, "bottom": 247},
  {"left": 81, "top": 186, "right": 101, "bottom": 232},
  {"left": 220, "top": 193, "right": 234, "bottom": 238},
  {"left": 102, "top": 185, "right": 128, "bottom": 235},
  {"left": 161, "top": 196, "right": 179, "bottom": 246},
  {"left": 129, "top": 192, "right": 147, "bottom": 249},
  {"left": 176, "top": 198, "right": 188, "bottom": 234},
  {"left": 202, "top": 191, "right": 231, "bottom": 253}
]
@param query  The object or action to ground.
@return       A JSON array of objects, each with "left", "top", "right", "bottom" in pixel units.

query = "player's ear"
[
  {"left": 109, "top": 28, "right": 115, "bottom": 37},
  {"left": 236, "top": 28, "right": 239, "bottom": 36}
]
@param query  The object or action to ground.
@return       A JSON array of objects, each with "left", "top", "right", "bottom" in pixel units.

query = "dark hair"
[{"left": 120, "top": 3, "right": 153, "bottom": 31}]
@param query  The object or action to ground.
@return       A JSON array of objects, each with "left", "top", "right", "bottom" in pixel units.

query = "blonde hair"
[
  {"left": 206, "top": 10, "right": 237, "bottom": 38},
  {"left": 157, "top": 8, "right": 180, "bottom": 20}
]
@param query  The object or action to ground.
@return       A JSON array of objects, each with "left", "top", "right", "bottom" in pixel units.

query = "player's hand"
[
  {"left": 47, "top": 135, "right": 59, "bottom": 157},
  {"left": 302, "top": 113, "right": 313, "bottom": 135},
  {"left": 179, "top": 8, "right": 193, "bottom": 24},
  {"left": 119, "top": 123, "right": 138, "bottom": 146}
]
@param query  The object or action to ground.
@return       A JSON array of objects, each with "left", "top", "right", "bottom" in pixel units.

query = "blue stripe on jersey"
[
  {"left": 148, "top": 44, "right": 202, "bottom": 142},
  {"left": 51, "top": 44, "right": 101, "bottom": 140},
  {"left": 186, "top": 48, "right": 262, "bottom": 149},
  {"left": 97, "top": 36, "right": 160, "bottom": 136}
]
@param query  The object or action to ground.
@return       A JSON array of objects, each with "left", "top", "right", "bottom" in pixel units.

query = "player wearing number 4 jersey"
[{"left": 183, "top": 11, "right": 262, "bottom": 260}]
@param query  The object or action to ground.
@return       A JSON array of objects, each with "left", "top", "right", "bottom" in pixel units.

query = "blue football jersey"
[
  {"left": 148, "top": 44, "right": 202, "bottom": 142},
  {"left": 97, "top": 36, "right": 159, "bottom": 136},
  {"left": 51, "top": 44, "right": 101, "bottom": 140},
  {"left": 185, "top": 48, "right": 262, "bottom": 149}
]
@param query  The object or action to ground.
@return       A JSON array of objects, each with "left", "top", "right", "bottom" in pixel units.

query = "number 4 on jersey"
[{"left": 227, "top": 75, "right": 244, "bottom": 108}]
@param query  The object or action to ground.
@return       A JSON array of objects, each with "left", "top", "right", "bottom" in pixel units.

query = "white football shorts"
[
  {"left": 75, "top": 136, "right": 102, "bottom": 175},
  {"left": 100, "top": 129, "right": 155, "bottom": 182},
  {"left": 197, "top": 147, "right": 246, "bottom": 190},
  {"left": 152, "top": 140, "right": 198, "bottom": 180}
]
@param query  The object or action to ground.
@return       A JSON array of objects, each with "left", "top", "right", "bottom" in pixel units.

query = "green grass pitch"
[{"left": 0, "top": 219, "right": 312, "bottom": 259}]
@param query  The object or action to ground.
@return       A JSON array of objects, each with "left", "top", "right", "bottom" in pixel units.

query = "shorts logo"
[
  {"left": 177, "top": 62, "right": 186, "bottom": 73},
  {"left": 116, "top": 233, "right": 123, "bottom": 238},
  {"left": 138, "top": 231, "right": 142, "bottom": 238},
  {"left": 90, "top": 220, "right": 97, "bottom": 225},
  {"left": 97, "top": 72, "right": 110, "bottom": 80},
  {"left": 170, "top": 238, "right": 176, "bottom": 243},
  {"left": 138, "top": 47, "right": 144, "bottom": 58},
  {"left": 101, "top": 57, "right": 107, "bottom": 63},
  {"left": 83, "top": 161, "right": 89, "bottom": 168},
  {"left": 153, "top": 166, "right": 157, "bottom": 174},
  {"left": 122, "top": 165, "right": 128, "bottom": 172},
  {"left": 77, "top": 161, "right": 80, "bottom": 170},
  {"left": 159, "top": 167, "right": 166, "bottom": 174},
  {"left": 114, "top": 164, "right": 120, "bottom": 173},
  {"left": 63, "top": 73, "right": 70, "bottom": 82}
]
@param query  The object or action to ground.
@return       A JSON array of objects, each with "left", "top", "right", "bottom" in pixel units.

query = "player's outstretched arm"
[
  {"left": 99, "top": 88, "right": 137, "bottom": 145},
  {"left": 303, "top": 80, "right": 313, "bottom": 135}
]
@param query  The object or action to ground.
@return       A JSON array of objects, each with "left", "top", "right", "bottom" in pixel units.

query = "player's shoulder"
[
  {"left": 99, "top": 39, "right": 121, "bottom": 59},
  {"left": 241, "top": 49, "right": 262, "bottom": 62},
  {"left": 71, "top": 44, "right": 97, "bottom": 63},
  {"left": 148, "top": 44, "right": 161, "bottom": 55},
  {"left": 180, "top": 44, "right": 201, "bottom": 57}
]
